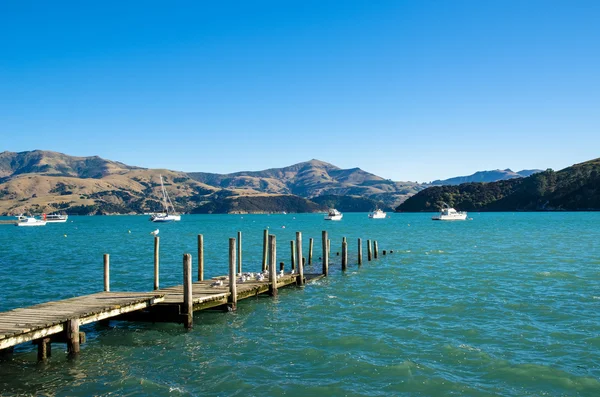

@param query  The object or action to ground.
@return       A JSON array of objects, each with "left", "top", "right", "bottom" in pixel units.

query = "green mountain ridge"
[{"left": 397, "top": 158, "right": 600, "bottom": 212}]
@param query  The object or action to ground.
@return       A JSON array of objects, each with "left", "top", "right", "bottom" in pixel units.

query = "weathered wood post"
[
  {"left": 269, "top": 235, "right": 277, "bottom": 297},
  {"left": 358, "top": 238, "right": 363, "bottom": 266},
  {"left": 296, "top": 232, "right": 304, "bottom": 285},
  {"left": 374, "top": 241, "right": 379, "bottom": 259},
  {"left": 154, "top": 236, "right": 160, "bottom": 290},
  {"left": 262, "top": 229, "right": 269, "bottom": 272},
  {"left": 308, "top": 238, "right": 314, "bottom": 265},
  {"left": 290, "top": 240, "right": 296, "bottom": 271},
  {"left": 66, "top": 319, "right": 80, "bottom": 356},
  {"left": 103, "top": 254, "right": 110, "bottom": 292},
  {"left": 280, "top": 262, "right": 285, "bottom": 272},
  {"left": 327, "top": 239, "right": 331, "bottom": 257},
  {"left": 228, "top": 238, "right": 237, "bottom": 310},
  {"left": 37, "top": 338, "right": 52, "bottom": 362},
  {"left": 183, "top": 253, "right": 193, "bottom": 329},
  {"left": 322, "top": 230, "right": 329, "bottom": 276},
  {"left": 367, "top": 239, "right": 372, "bottom": 261},
  {"left": 237, "top": 231, "right": 242, "bottom": 274},
  {"left": 197, "top": 234, "right": 204, "bottom": 281},
  {"left": 342, "top": 239, "right": 348, "bottom": 271}
]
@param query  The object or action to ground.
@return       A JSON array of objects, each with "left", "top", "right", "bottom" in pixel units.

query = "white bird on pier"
[{"left": 150, "top": 229, "right": 159, "bottom": 236}]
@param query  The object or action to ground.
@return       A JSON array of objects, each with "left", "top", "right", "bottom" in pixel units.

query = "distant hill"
[
  {"left": 0, "top": 151, "right": 419, "bottom": 215},
  {"left": 430, "top": 169, "right": 542, "bottom": 185},
  {"left": 397, "top": 158, "right": 600, "bottom": 212},
  {"left": 189, "top": 159, "right": 422, "bottom": 208}
]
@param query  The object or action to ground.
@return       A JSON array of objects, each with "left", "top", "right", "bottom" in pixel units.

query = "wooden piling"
[
  {"left": 37, "top": 337, "right": 51, "bottom": 362},
  {"left": 197, "top": 234, "right": 204, "bottom": 281},
  {"left": 308, "top": 238, "right": 314, "bottom": 265},
  {"left": 327, "top": 239, "right": 331, "bottom": 257},
  {"left": 262, "top": 229, "right": 269, "bottom": 272},
  {"left": 358, "top": 238, "right": 363, "bottom": 265},
  {"left": 154, "top": 236, "right": 160, "bottom": 290},
  {"left": 367, "top": 239, "right": 372, "bottom": 261},
  {"left": 322, "top": 230, "right": 329, "bottom": 276},
  {"left": 103, "top": 254, "right": 110, "bottom": 292},
  {"left": 183, "top": 253, "right": 193, "bottom": 329},
  {"left": 290, "top": 240, "right": 296, "bottom": 271},
  {"left": 228, "top": 238, "right": 237, "bottom": 310},
  {"left": 342, "top": 240, "right": 348, "bottom": 271},
  {"left": 269, "top": 235, "right": 277, "bottom": 297},
  {"left": 66, "top": 319, "right": 80, "bottom": 356},
  {"left": 237, "top": 231, "right": 242, "bottom": 274},
  {"left": 383, "top": 250, "right": 386, "bottom": 255},
  {"left": 296, "top": 232, "right": 304, "bottom": 285},
  {"left": 280, "top": 262, "right": 284, "bottom": 272},
  {"left": 374, "top": 241, "right": 379, "bottom": 259}
]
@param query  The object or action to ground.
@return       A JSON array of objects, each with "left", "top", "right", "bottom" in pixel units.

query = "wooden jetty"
[{"left": 0, "top": 230, "right": 384, "bottom": 362}]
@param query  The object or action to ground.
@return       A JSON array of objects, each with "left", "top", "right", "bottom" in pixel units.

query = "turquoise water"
[{"left": 0, "top": 212, "right": 599, "bottom": 396}]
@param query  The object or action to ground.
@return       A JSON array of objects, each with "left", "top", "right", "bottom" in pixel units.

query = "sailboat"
[{"left": 149, "top": 175, "right": 181, "bottom": 222}]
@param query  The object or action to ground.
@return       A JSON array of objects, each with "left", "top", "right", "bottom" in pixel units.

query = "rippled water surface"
[{"left": 0, "top": 212, "right": 599, "bottom": 396}]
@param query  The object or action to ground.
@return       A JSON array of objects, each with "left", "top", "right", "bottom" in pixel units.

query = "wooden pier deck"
[
  {"left": 0, "top": 230, "right": 381, "bottom": 362},
  {"left": 0, "top": 292, "right": 165, "bottom": 352}
]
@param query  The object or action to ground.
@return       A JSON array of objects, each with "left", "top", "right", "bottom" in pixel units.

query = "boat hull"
[
  {"left": 324, "top": 215, "right": 343, "bottom": 221},
  {"left": 432, "top": 214, "right": 468, "bottom": 221},
  {"left": 150, "top": 214, "right": 181, "bottom": 222}
]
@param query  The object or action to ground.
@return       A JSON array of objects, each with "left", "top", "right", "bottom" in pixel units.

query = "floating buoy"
[{"left": 64, "top": 234, "right": 67, "bottom": 237}]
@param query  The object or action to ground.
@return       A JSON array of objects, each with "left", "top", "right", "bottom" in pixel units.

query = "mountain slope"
[
  {"left": 397, "top": 158, "right": 600, "bottom": 212},
  {"left": 189, "top": 159, "right": 421, "bottom": 207}
]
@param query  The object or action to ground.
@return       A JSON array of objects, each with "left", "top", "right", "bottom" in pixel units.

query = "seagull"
[{"left": 150, "top": 229, "right": 159, "bottom": 236}]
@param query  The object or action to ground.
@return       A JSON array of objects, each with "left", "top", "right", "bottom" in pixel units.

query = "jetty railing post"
[
  {"left": 327, "top": 239, "right": 331, "bottom": 258},
  {"left": 269, "top": 235, "right": 277, "bottom": 297},
  {"left": 197, "top": 234, "right": 204, "bottom": 281},
  {"left": 183, "top": 253, "right": 193, "bottom": 329},
  {"left": 342, "top": 239, "right": 347, "bottom": 271},
  {"left": 374, "top": 241, "right": 379, "bottom": 259},
  {"left": 228, "top": 238, "right": 237, "bottom": 311},
  {"left": 66, "top": 319, "right": 80, "bottom": 357},
  {"left": 322, "top": 230, "right": 329, "bottom": 276},
  {"left": 103, "top": 254, "right": 110, "bottom": 292},
  {"left": 296, "top": 232, "right": 304, "bottom": 285},
  {"left": 308, "top": 238, "right": 314, "bottom": 265},
  {"left": 358, "top": 238, "right": 363, "bottom": 266},
  {"left": 237, "top": 231, "right": 242, "bottom": 274},
  {"left": 262, "top": 229, "right": 269, "bottom": 272},
  {"left": 290, "top": 240, "right": 296, "bottom": 271},
  {"left": 367, "top": 239, "right": 372, "bottom": 261},
  {"left": 154, "top": 236, "right": 160, "bottom": 290}
]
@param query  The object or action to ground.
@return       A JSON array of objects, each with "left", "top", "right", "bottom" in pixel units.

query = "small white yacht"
[
  {"left": 150, "top": 175, "right": 181, "bottom": 223},
  {"left": 44, "top": 213, "right": 68, "bottom": 223},
  {"left": 324, "top": 208, "right": 343, "bottom": 221},
  {"left": 15, "top": 215, "right": 47, "bottom": 227},
  {"left": 432, "top": 202, "right": 467, "bottom": 221},
  {"left": 368, "top": 209, "right": 386, "bottom": 219}
]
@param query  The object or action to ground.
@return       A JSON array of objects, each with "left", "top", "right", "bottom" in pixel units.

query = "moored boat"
[
  {"left": 15, "top": 215, "right": 47, "bottom": 227},
  {"left": 432, "top": 202, "right": 467, "bottom": 221},
  {"left": 324, "top": 208, "right": 343, "bottom": 221},
  {"left": 368, "top": 209, "right": 386, "bottom": 219},
  {"left": 150, "top": 175, "right": 182, "bottom": 223},
  {"left": 44, "top": 213, "right": 68, "bottom": 223}
]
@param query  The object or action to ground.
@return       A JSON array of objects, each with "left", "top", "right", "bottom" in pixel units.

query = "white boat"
[
  {"left": 15, "top": 215, "right": 47, "bottom": 227},
  {"left": 44, "top": 213, "right": 68, "bottom": 223},
  {"left": 324, "top": 208, "right": 343, "bottom": 221},
  {"left": 150, "top": 175, "right": 181, "bottom": 223},
  {"left": 368, "top": 209, "right": 386, "bottom": 219},
  {"left": 432, "top": 202, "right": 467, "bottom": 221}
]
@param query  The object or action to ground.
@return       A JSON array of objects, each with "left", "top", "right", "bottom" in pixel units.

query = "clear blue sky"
[{"left": 1, "top": 0, "right": 599, "bottom": 182}]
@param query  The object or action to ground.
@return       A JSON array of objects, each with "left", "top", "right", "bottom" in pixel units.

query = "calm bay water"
[{"left": 0, "top": 212, "right": 599, "bottom": 396}]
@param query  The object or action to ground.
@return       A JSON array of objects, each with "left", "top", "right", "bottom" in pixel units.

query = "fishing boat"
[
  {"left": 44, "top": 213, "right": 68, "bottom": 223},
  {"left": 324, "top": 208, "right": 343, "bottom": 221},
  {"left": 368, "top": 209, "right": 386, "bottom": 219},
  {"left": 150, "top": 175, "right": 181, "bottom": 222},
  {"left": 15, "top": 215, "right": 47, "bottom": 227},
  {"left": 431, "top": 202, "right": 467, "bottom": 221}
]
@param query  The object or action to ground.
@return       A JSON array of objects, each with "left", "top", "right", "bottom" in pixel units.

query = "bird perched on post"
[{"left": 150, "top": 229, "right": 159, "bottom": 236}]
